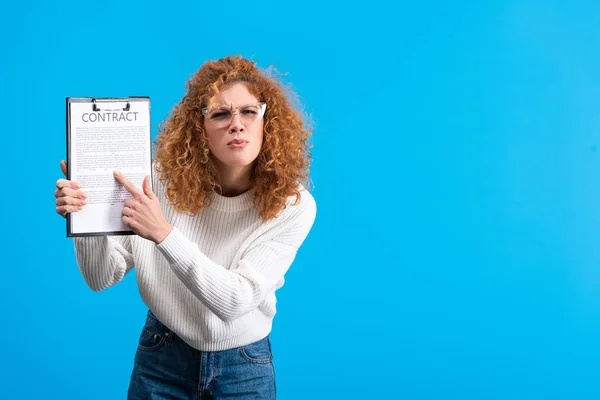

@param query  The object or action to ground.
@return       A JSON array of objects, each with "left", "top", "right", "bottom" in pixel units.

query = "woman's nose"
[{"left": 228, "top": 112, "right": 245, "bottom": 132}]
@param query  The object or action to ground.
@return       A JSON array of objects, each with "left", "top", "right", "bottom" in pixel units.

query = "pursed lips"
[{"left": 227, "top": 139, "right": 248, "bottom": 145}]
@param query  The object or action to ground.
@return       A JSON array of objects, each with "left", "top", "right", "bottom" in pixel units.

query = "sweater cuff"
[{"left": 155, "top": 227, "right": 192, "bottom": 265}]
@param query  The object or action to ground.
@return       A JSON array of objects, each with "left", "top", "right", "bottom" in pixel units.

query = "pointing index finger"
[{"left": 114, "top": 170, "right": 142, "bottom": 197}]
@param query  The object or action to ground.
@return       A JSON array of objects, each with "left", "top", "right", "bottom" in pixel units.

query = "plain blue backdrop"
[{"left": 1, "top": 0, "right": 600, "bottom": 399}]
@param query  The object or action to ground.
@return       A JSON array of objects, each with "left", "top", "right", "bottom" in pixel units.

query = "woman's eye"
[{"left": 211, "top": 111, "right": 230, "bottom": 119}]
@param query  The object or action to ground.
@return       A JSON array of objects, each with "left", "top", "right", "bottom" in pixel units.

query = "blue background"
[{"left": 1, "top": 0, "right": 600, "bottom": 399}]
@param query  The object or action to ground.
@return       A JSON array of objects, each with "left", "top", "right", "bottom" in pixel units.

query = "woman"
[{"left": 54, "top": 55, "right": 316, "bottom": 399}]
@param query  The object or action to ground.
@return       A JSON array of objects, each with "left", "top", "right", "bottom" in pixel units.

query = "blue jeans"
[{"left": 127, "top": 310, "right": 276, "bottom": 399}]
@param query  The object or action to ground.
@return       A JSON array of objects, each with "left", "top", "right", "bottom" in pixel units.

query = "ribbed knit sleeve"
[
  {"left": 73, "top": 235, "right": 135, "bottom": 291},
  {"left": 155, "top": 194, "right": 316, "bottom": 322}
]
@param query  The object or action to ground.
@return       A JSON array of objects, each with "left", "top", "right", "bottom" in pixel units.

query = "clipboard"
[{"left": 66, "top": 96, "right": 153, "bottom": 237}]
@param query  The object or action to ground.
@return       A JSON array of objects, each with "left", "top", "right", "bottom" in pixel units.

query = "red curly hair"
[{"left": 152, "top": 55, "right": 312, "bottom": 220}]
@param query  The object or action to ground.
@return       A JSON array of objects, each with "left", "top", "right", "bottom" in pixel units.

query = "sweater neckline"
[{"left": 209, "top": 188, "right": 255, "bottom": 212}]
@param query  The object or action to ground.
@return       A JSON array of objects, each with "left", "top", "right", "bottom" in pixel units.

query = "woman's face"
[{"left": 203, "top": 82, "right": 264, "bottom": 171}]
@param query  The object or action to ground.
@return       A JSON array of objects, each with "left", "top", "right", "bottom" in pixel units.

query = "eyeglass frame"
[{"left": 201, "top": 102, "right": 267, "bottom": 128}]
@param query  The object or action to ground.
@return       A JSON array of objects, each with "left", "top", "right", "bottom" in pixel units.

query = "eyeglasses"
[{"left": 202, "top": 102, "right": 267, "bottom": 129}]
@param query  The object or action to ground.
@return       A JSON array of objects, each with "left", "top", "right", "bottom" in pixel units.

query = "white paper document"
[{"left": 66, "top": 97, "right": 152, "bottom": 236}]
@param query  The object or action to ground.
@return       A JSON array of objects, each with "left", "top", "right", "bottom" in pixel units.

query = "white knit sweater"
[{"left": 72, "top": 167, "right": 317, "bottom": 351}]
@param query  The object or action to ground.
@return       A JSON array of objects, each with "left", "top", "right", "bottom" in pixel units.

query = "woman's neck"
[{"left": 215, "top": 164, "right": 253, "bottom": 197}]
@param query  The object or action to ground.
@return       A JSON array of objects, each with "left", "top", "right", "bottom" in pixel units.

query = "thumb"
[
  {"left": 60, "top": 160, "right": 67, "bottom": 178},
  {"left": 143, "top": 176, "right": 155, "bottom": 199}
]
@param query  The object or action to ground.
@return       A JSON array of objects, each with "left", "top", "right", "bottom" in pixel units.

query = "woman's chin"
[{"left": 220, "top": 158, "right": 257, "bottom": 169}]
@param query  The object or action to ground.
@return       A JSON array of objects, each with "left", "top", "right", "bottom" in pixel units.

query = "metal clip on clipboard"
[{"left": 92, "top": 98, "right": 131, "bottom": 112}]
